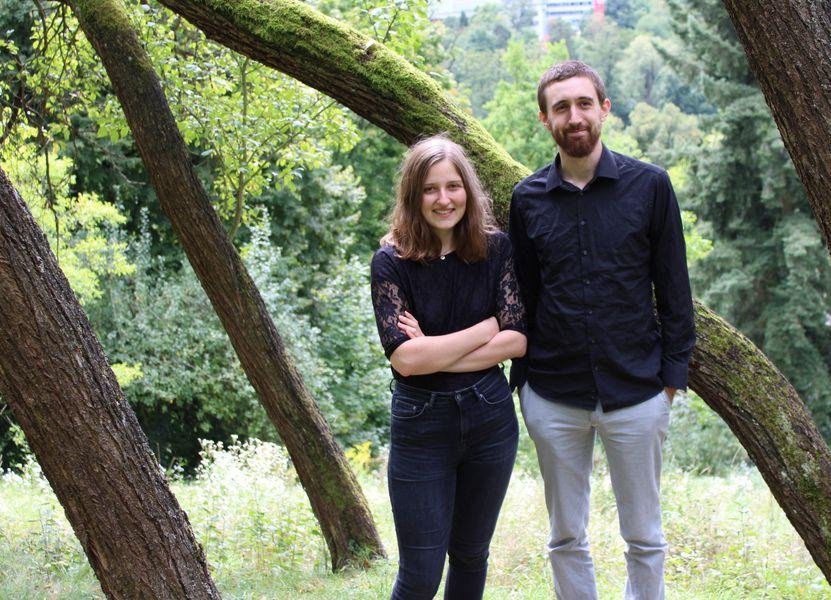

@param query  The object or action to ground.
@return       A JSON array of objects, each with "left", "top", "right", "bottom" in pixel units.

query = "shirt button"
[
  {"left": 583, "top": 279, "right": 590, "bottom": 285},
  {"left": 590, "top": 337, "right": 596, "bottom": 344},
  {"left": 588, "top": 309, "right": 593, "bottom": 315},
  {"left": 582, "top": 250, "right": 588, "bottom": 256},
  {"left": 593, "top": 366, "right": 599, "bottom": 372},
  {"left": 580, "top": 220, "right": 586, "bottom": 226}
]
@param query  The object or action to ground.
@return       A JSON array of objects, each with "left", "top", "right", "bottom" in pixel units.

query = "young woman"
[{"left": 370, "top": 135, "right": 527, "bottom": 599}]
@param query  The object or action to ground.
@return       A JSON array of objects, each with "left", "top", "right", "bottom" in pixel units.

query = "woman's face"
[{"left": 419, "top": 159, "right": 467, "bottom": 244}]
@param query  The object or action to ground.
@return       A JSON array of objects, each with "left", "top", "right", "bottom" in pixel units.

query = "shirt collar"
[{"left": 546, "top": 144, "right": 620, "bottom": 192}]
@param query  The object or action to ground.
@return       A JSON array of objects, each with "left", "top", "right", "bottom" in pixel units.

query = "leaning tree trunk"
[
  {"left": 155, "top": 0, "right": 831, "bottom": 581},
  {"left": 720, "top": 1, "right": 831, "bottom": 253},
  {"left": 0, "top": 168, "right": 220, "bottom": 599},
  {"left": 68, "top": 0, "right": 384, "bottom": 570},
  {"left": 689, "top": 301, "right": 831, "bottom": 577}
]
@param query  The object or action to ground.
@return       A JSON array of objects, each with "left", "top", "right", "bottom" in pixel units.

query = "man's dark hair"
[{"left": 537, "top": 60, "right": 607, "bottom": 112}]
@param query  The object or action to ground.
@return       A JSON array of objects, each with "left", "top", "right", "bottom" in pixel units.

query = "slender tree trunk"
[
  {"left": 0, "top": 168, "right": 220, "bottom": 599},
  {"left": 68, "top": 0, "right": 384, "bottom": 570},
  {"left": 720, "top": 1, "right": 831, "bottom": 252},
  {"left": 155, "top": 0, "right": 831, "bottom": 581}
]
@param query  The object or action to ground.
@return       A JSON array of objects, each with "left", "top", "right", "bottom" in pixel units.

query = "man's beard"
[{"left": 552, "top": 122, "right": 601, "bottom": 158}]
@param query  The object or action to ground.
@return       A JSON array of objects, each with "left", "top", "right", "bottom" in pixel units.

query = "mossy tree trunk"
[
  {"left": 67, "top": 0, "right": 384, "bottom": 571},
  {"left": 156, "top": 0, "right": 831, "bottom": 581},
  {"left": 689, "top": 301, "right": 831, "bottom": 578},
  {"left": 0, "top": 168, "right": 220, "bottom": 599},
  {"left": 720, "top": 0, "right": 831, "bottom": 252}
]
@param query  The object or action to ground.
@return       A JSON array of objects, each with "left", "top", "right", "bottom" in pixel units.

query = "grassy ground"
[{"left": 0, "top": 437, "right": 827, "bottom": 599}]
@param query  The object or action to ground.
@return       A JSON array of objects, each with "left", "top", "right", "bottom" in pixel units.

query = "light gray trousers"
[{"left": 520, "top": 384, "right": 671, "bottom": 600}]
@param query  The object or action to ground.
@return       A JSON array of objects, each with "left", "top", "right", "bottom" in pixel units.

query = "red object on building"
[{"left": 594, "top": 0, "right": 605, "bottom": 16}]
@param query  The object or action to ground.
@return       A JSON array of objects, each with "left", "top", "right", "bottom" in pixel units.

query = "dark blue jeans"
[{"left": 388, "top": 368, "right": 519, "bottom": 600}]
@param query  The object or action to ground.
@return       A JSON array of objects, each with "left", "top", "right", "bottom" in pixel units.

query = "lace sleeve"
[
  {"left": 370, "top": 251, "right": 411, "bottom": 358},
  {"left": 496, "top": 240, "right": 527, "bottom": 333}
]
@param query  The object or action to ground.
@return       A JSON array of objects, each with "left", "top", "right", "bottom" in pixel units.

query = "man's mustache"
[{"left": 565, "top": 124, "right": 589, "bottom": 133}]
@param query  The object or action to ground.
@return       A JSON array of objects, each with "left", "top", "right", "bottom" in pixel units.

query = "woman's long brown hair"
[{"left": 381, "top": 134, "right": 497, "bottom": 262}]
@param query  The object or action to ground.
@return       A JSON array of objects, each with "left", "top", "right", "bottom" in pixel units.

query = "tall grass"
[{"left": 0, "top": 436, "right": 827, "bottom": 599}]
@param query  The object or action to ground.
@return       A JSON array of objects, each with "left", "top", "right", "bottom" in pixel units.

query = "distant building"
[
  {"left": 429, "top": 0, "right": 494, "bottom": 20},
  {"left": 429, "top": 0, "right": 605, "bottom": 37},
  {"left": 537, "top": 0, "right": 605, "bottom": 36}
]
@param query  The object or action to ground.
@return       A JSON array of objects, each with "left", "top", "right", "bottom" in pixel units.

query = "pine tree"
[{"left": 667, "top": 0, "right": 831, "bottom": 435}]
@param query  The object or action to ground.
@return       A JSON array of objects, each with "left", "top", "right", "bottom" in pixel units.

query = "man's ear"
[
  {"left": 539, "top": 111, "right": 550, "bottom": 129},
  {"left": 600, "top": 97, "right": 612, "bottom": 119}
]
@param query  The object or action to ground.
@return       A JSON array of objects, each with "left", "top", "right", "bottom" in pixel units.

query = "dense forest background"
[{"left": 1, "top": 0, "right": 829, "bottom": 474}]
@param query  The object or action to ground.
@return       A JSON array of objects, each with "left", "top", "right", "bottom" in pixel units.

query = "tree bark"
[
  {"left": 0, "top": 168, "right": 220, "bottom": 599},
  {"left": 155, "top": 0, "right": 831, "bottom": 581},
  {"left": 720, "top": 1, "right": 831, "bottom": 251},
  {"left": 68, "top": 0, "right": 384, "bottom": 570},
  {"left": 689, "top": 300, "right": 831, "bottom": 579}
]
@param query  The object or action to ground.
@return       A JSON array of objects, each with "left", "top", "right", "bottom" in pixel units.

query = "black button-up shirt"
[{"left": 509, "top": 145, "right": 695, "bottom": 411}]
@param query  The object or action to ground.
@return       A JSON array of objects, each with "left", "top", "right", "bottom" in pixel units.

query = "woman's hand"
[{"left": 398, "top": 311, "right": 424, "bottom": 339}]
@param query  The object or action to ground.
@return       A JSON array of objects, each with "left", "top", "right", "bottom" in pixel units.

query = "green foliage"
[
  {"left": 244, "top": 214, "right": 389, "bottom": 450},
  {"left": 627, "top": 101, "right": 702, "bottom": 167},
  {"left": 611, "top": 34, "right": 691, "bottom": 119},
  {"left": 97, "top": 229, "right": 272, "bottom": 469},
  {"left": 0, "top": 0, "right": 824, "bottom": 498},
  {"left": 605, "top": 0, "right": 650, "bottom": 29},
  {"left": 572, "top": 15, "right": 630, "bottom": 106},
  {"left": 264, "top": 165, "right": 365, "bottom": 285},
  {"left": 337, "top": 122, "right": 405, "bottom": 255},
  {"left": 482, "top": 39, "right": 568, "bottom": 170},
  {"left": 109, "top": 362, "right": 143, "bottom": 388},
  {"left": 442, "top": 3, "right": 518, "bottom": 117},
  {"left": 1, "top": 0, "right": 396, "bottom": 471},
  {"left": 125, "top": 2, "right": 360, "bottom": 240},
  {"left": 315, "top": 0, "right": 434, "bottom": 66},
  {"left": 344, "top": 441, "right": 378, "bottom": 474},
  {"left": 1, "top": 444, "right": 828, "bottom": 598},
  {"left": 681, "top": 210, "right": 713, "bottom": 265},
  {"left": 665, "top": 392, "right": 747, "bottom": 475},
  {"left": 0, "top": 419, "right": 29, "bottom": 473},
  {"left": 186, "top": 438, "right": 325, "bottom": 572},
  {"left": 93, "top": 200, "right": 388, "bottom": 467},
  {"left": 0, "top": 128, "right": 135, "bottom": 305},
  {"left": 666, "top": 0, "right": 831, "bottom": 437},
  {"left": 311, "top": 256, "right": 390, "bottom": 447},
  {"left": 600, "top": 113, "right": 642, "bottom": 158},
  {"left": 573, "top": 2, "right": 710, "bottom": 121}
]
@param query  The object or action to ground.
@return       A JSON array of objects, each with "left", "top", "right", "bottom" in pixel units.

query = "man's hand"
[{"left": 664, "top": 387, "right": 677, "bottom": 404}]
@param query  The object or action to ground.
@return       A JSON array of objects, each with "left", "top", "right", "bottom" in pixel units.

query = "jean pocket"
[
  {"left": 391, "top": 393, "right": 431, "bottom": 420},
  {"left": 479, "top": 376, "right": 513, "bottom": 406},
  {"left": 481, "top": 391, "right": 513, "bottom": 406}
]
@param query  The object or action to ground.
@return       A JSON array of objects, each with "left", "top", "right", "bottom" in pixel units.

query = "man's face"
[{"left": 539, "top": 76, "right": 611, "bottom": 158}]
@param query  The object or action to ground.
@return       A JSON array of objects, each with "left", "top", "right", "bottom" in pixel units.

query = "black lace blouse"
[{"left": 370, "top": 231, "right": 526, "bottom": 391}]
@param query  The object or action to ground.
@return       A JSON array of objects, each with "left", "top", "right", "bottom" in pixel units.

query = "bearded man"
[{"left": 508, "top": 60, "right": 695, "bottom": 599}]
